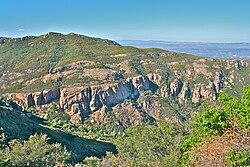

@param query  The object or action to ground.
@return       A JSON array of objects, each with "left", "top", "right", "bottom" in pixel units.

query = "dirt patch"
[{"left": 191, "top": 129, "right": 249, "bottom": 167}]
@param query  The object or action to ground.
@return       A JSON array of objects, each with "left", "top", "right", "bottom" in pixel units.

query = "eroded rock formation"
[{"left": 5, "top": 58, "right": 250, "bottom": 124}]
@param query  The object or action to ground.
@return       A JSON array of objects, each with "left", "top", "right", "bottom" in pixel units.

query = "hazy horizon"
[
  {"left": 119, "top": 40, "right": 250, "bottom": 60},
  {"left": 1, "top": 0, "right": 250, "bottom": 42},
  {"left": 1, "top": 31, "right": 250, "bottom": 44}
]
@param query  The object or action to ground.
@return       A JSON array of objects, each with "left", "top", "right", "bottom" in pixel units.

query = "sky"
[{"left": 0, "top": 0, "right": 250, "bottom": 42}]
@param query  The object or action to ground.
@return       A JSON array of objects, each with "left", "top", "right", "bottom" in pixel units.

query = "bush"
[
  {"left": 0, "top": 134, "right": 70, "bottom": 167},
  {"left": 47, "top": 104, "right": 71, "bottom": 128},
  {"left": 82, "top": 156, "right": 101, "bottom": 166},
  {"left": 111, "top": 121, "right": 185, "bottom": 166},
  {"left": 181, "top": 86, "right": 250, "bottom": 166},
  {"left": 225, "top": 148, "right": 250, "bottom": 167}
]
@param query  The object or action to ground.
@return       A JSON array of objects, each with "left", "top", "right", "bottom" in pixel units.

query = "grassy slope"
[
  {"left": 1, "top": 33, "right": 249, "bottom": 90},
  {"left": 0, "top": 32, "right": 170, "bottom": 94},
  {"left": 0, "top": 32, "right": 166, "bottom": 73}
]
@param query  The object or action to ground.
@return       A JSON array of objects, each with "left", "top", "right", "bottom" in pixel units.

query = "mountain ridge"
[{"left": 1, "top": 33, "right": 250, "bottom": 126}]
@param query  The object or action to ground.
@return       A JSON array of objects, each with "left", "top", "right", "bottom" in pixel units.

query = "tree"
[
  {"left": 112, "top": 121, "right": 185, "bottom": 166},
  {"left": 0, "top": 134, "right": 70, "bottom": 167}
]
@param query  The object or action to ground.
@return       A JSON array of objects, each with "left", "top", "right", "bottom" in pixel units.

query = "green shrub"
[
  {"left": 181, "top": 86, "right": 250, "bottom": 166},
  {"left": 0, "top": 134, "right": 70, "bottom": 167},
  {"left": 113, "top": 121, "right": 184, "bottom": 166},
  {"left": 82, "top": 156, "right": 101, "bottom": 166},
  {"left": 225, "top": 148, "right": 250, "bottom": 167}
]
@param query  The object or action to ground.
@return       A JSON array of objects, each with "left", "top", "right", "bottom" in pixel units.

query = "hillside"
[
  {"left": 0, "top": 33, "right": 250, "bottom": 165},
  {"left": 1, "top": 33, "right": 250, "bottom": 124},
  {"left": 0, "top": 98, "right": 117, "bottom": 163}
]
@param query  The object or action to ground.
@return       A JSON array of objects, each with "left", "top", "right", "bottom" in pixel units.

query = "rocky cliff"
[
  {"left": 6, "top": 75, "right": 156, "bottom": 123},
  {"left": 5, "top": 58, "right": 250, "bottom": 124}
]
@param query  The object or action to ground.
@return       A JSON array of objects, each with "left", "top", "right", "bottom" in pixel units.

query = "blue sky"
[{"left": 0, "top": 0, "right": 250, "bottom": 42}]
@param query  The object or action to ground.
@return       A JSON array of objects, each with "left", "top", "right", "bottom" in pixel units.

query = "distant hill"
[{"left": 118, "top": 40, "right": 250, "bottom": 60}]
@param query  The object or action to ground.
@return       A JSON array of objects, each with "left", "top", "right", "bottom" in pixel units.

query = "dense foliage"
[
  {"left": 181, "top": 86, "right": 250, "bottom": 166},
  {"left": 1, "top": 85, "right": 250, "bottom": 166},
  {"left": 88, "top": 86, "right": 250, "bottom": 166},
  {"left": 225, "top": 148, "right": 250, "bottom": 167},
  {"left": 0, "top": 134, "right": 70, "bottom": 167},
  {"left": 0, "top": 105, "right": 117, "bottom": 164},
  {"left": 99, "top": 121, "right": 185, "bottom": 166}
]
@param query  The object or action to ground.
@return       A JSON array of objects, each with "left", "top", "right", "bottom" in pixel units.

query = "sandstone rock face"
[
  {"left": 91, "top": 102, "right": 155, "bottom": 127},
  {"left": 191, "top": 82, "right": 218, "bottom": 103},
  {"left": 190, "top": 70, "right": 225, "bottom": 103},
  {"left": 147, "top": 73, "right": 162, "bottom": 85},
  {"left": 132, "top": 75, "right": 150, "bottom": 92},
  {"left": 68, "top": 75, "right": 153, "bottom": 123},
  {"left": 43, "top": 89, "right": 60, "bottom": 104},
  {"left": 139, "top": 98, "right": 161, "bottom": 120},
  {"left": 213, "top": 71, "right": 224, "bottom": 92},
  {"left": 6, "top": 75, "right": 155, "bottom": 123},
  {"left": 192, "top": 85, "right": 202, "bottom": 103},
  {"left": 178, "top": 82, "right": 191, "bottom": 100},
  {"left": 27, "top": 94, "right": 35, "bottom": 107},
  {"left": 62, "top": 79, "right": 143, "bottom": 123},
  {"left": 6, "top": 89, "right": 60, "bottom": 108},
  {"left": 169, "top": 79, "right": 183, "bottom": 97},
  {"left": 5, "top": 56, "right": 250, "bottom": 124},
  {"left": 90, "top": 105, "right": 108, "bottom": 125},
  {"left": 160, "top": 79, "right": 188, "bottom": 99}
]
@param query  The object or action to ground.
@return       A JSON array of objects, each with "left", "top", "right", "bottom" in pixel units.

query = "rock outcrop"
[
  {"left": 192, "top": 83, "right": 217, "bottom": 103},
  {"left": 6, "top": 89, "right": 60, "bottom": 108},
  {"left": 90, "top": 102, "right": 155, "bottom": 127},
  {"left": 5, "top": 57, "right": 250, "bottom": 124},
  {"left": 178, "top": 82, "right": 191, "bottom": 100},
  {"left": 61, "top": 75, "right": 153, "bottom": 123},
  {"left": 146, "top": 73, "right": 162, "bottom": 85},
  {"left": 169, "top": 79, "right": 184, "bottom": 97},
  {"left": 6, "top": 75, "right": 156, "bottom": 123},
  {"left": 213, "top": 71, "right": 224, "bottom": 92}
]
